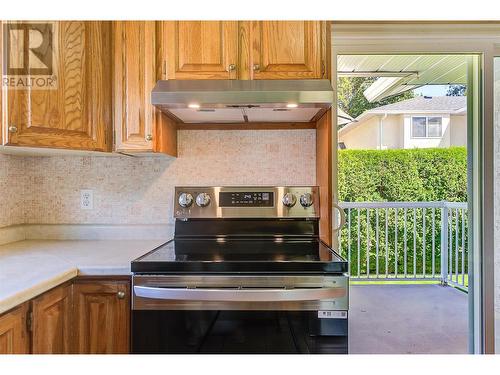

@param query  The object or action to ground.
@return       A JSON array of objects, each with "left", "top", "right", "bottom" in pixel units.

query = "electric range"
[{"left": 131, "top": 186, "right": 349, "bottom": 354}]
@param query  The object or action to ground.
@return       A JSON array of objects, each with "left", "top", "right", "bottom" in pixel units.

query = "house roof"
[
  {"left": 338, "top": 96, "right": 467, "bottom": 136},
  {"left": 368, "top": 96, "right": 466, "bottom": 112}
]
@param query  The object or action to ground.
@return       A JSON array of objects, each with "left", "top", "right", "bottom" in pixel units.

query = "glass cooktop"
[{"left": 131, "top": 238, "right": 348, "bottom": 274}]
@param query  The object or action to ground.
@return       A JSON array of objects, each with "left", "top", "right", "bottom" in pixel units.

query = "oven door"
[{"left": 132, "top": 275, "right": 348, "bottom": 354}]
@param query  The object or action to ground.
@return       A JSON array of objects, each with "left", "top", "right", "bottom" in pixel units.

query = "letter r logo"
[{"left": 3, "top": 23, "right": 53, "bottom": 76}]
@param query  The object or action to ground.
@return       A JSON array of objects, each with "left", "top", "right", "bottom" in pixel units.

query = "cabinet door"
[
  {"left": 2, "top": 21, "right": 112, "bottom": 151},
  {"left": 73, "top": 280, "right": 130, "bottom": 354},
  {"left": 250, "top": 21, "right": 322, "bottom": 79},
  {"left": 113, "top": 21, "right": 156, "bottom": 152},
  {"left": 0, "top": 303, "right": 30, "bottom": 354},
  {"left": 31, "top": 283, "right": 72, "bottom": 354},
  {"left": 162, "top": 21, "right": 239, "bottom": 80}
]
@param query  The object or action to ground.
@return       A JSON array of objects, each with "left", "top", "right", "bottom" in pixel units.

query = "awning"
[
  {"left": 337, "top": 55, "right": 469, "bottom": 102},
  {"left": 337, "top": 107, "right": 355, "bottom": 126}
]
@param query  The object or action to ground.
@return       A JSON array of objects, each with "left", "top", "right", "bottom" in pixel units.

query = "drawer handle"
[{"left": 133, "top": 285, "right": 345, "bottom": 302}]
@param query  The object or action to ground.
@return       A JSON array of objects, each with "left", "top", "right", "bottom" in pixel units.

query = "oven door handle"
[{"left": 133, "top": 285, "right": 345, "bottom": 302}]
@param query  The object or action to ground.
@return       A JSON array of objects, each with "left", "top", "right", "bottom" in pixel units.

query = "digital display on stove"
[{"left": 219, "top": 192, "right": 274, "bottom": 207}]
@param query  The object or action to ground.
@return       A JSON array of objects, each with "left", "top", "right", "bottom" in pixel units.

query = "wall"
[
  {"left": 12, "top": 129, "right": 316, "bottom": 227},
  {"left": 338, "top": 114, "right": 403, "bottom": 149},
  {"left": 0, "top": 154, "right": 26, "bottom": 227},
  {"left": 339, "top": 114, "right": 467, "bottom": 150},
  {"left": 450, "top": 115, "right": 468, "bottom": 147}
]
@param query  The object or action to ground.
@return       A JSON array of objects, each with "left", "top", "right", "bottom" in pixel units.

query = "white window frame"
[{"left": 411, "top": 116, "right": 443, "bottom": 138}]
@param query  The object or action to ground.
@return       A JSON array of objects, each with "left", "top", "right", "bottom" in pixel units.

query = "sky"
[{"left": 413, "top": 85, "right": 450, "bottom": 97}]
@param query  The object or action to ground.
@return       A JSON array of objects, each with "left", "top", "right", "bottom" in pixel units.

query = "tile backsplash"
[
  {"left": 0, "top": 154, "right": 26, "bottom": 227},
  {"left": 1, "top": 129, "right": 316, "bottom": 227}
]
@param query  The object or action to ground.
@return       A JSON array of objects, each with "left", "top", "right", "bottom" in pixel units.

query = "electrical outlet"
[{"left": 80, "top": 189, "right": 93, "bottom": 210}]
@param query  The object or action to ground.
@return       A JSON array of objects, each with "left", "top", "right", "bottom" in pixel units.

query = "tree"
[
  {"left": 337, "top": 77, "right": 415, "bottom": 120},
  {"left": 446, "top": 85, "right": 466, "bottom": 96}
]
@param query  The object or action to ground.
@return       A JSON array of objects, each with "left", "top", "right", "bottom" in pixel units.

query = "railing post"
[{"left": 440, "top": 202, "right": 449, "bottom": 286}]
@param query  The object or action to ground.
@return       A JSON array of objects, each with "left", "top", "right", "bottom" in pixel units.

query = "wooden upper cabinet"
[
  {"left": 113, "top": 21, "right": 177, "bottom": 156},
  {"left": 250, "top": 21, "right": 323, "bottom": 80},
  {"left": 113, "top": 21, "right": 155, "bottom": 152},
  {"left": 31, "top": 283, "right": 72, "bottom": 354},
  {"left": 73, "top": 280, "right": 130, "bottom": 354},
  {"left": 2, "top": 21, "right": 112, "bottom": 151},
  {"left": 0, "top": 303, "right": 30, "bottom": 354},
  {"left": 161, "top": 21, "right": 239, "bottom": 80}
]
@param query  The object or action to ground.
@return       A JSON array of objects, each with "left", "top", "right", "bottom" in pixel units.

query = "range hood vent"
[{"left": 151, "top": 80, "right": 333, "bottom": 124}]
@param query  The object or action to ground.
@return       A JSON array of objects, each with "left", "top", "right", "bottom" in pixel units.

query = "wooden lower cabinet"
[
  {"left": 0, "top": 303, "right": 30, "bottom": 354},
  {"left": 0, "top": 278, "right": 130, "bottom": 354},
  {"left": 73, "top": 279, "right": 130, "bottom": 354},
  {"left": 31, "top": 283, "right": 72, "bottom": 354}
]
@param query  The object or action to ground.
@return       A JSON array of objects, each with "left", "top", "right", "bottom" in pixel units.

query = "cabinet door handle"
[
  {"left": 117, "top": 291, "right": 126, "bottom": 299},
  {"left": 228, "top": 64, "right": 236, "bottom": 72},
  {"left": 252, "top": 64, "right": 260, "bottom": 72},
  {"left": 8, "top": 125, "right": 18, "bottom": 133},
  {"left": 145, "top": 134, "right": 153, "bottom": 141}
]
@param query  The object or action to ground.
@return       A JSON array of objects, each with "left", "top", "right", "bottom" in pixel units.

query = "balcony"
[{"left": 339, "top": 201, "right": 469, "bottom": 354}]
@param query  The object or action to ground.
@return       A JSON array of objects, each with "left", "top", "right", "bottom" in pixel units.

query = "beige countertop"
[{"left": 0, "top": 239, "right": 167, "bottom": 315}]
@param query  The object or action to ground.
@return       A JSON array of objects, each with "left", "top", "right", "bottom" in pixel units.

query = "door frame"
[{"left": 331, "top": 21, "right": 500, "bottom": 354}]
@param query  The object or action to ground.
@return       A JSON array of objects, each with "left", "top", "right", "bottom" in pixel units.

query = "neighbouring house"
[{"left": 338, "top": 96, "right": 467, "bottom": 149}]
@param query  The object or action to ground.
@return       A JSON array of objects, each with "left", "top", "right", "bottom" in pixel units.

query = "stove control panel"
[
  {"left": 174, "top": 186, "right": 319, "bottom": 219},
  {"left": 219, "top": 191, "right": 274, "bottom": 207}
]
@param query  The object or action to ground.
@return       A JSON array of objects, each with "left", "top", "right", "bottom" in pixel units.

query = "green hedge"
[
  {"left": 337, "top": 147, "right": 468, "bottom": 278},
  {"left": 338, "top": 147, "right": 467, "bottom": 202}
]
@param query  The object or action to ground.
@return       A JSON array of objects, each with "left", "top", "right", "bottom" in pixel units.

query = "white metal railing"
[{"left": 337, "top": 201, "right": 468, "bottom": 291}]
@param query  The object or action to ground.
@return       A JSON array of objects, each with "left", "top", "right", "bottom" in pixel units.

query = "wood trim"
[
  {"left": 0, "top": 23, "right": 3, "bottom": 146},
  {"left": 321, "top": 21, "right": 331, "bottom": 80},
  {"left": 316, "top": 109, "right": 332, "bottom": 247},
  {"left": 74, "top": 275, "right": 131, "bottom": 282},
  {"left": 238, "top": 21, "right": 251, "bottom": 80},
  {"left": 177, "top": 122, "right": 317, "bottom": 130},
  {"left": 155, "top": 111, "right": 177, "bottom": 156}
]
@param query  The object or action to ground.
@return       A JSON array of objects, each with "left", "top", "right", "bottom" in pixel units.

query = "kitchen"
[
  {"left": 0, "top": 19, "right": 342, "bottom": 354},
  {"left": 1, "top": 1, "right": 500, "bottom": 373}
]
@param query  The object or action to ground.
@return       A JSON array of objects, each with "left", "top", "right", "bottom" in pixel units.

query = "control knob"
[
  {"left": 282, "top": 193, "right": 297, "bottom": 208},
  {"left": 299, "top": 193, "right": 314, "bottom": 208},
  {"left": 196, "top": 193, "right": 211, "bottom": 207},
  {"left": 178, "top": 193, "right": 194, "bottom": 208}
]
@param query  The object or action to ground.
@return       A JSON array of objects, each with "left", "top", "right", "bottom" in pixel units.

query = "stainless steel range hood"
[{"left": 151, "top": 80, "right": 333, "bottom": 124}]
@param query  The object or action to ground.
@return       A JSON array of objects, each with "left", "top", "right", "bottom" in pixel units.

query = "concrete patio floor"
[{"left": 348, "top": 284, "right": 468, "bottom": 354}]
